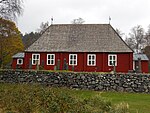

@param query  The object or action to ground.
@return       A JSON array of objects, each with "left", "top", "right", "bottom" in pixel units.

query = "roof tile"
[{"left": 25, "top": 24, "right": 133, "bottom": 53}]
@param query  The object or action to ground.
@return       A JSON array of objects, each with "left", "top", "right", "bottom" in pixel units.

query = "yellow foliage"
[{"left": 0, "top": 18, "right": 24, "bottom": 68}]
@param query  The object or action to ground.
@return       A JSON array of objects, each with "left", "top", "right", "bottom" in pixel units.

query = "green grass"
[
  {"left": 101, "top": 92, "right": 150, "bottom": 113},
  {"left": 51, "top": 88, "right": 150, "bottom": 113},
  {"left": 34, "top": 86, "right": 150, "bottom": 113},
  {"left": 0, "top": 83, "right": 150, "bottom": 113},
  {"left": 69, "top": 90, "right": 150, "bottom": 113}
]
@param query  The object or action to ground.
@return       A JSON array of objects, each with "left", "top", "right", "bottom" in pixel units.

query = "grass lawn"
[
  {"left": 53, "top": 87, "right": 150, "bottom": 113},
  {"left": 101, "top": 92, "right": 150, "bottom": 113}
]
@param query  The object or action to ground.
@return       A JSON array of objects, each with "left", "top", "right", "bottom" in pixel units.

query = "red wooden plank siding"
[
  {"left": 12, "top": 59, "right": 17, "bottom": 69},
  {"left": 141, "top": 61, "right": 149, "bottom": 73},
  {"left": 22, "top": 52, "right": 133, "bottom": 73}
]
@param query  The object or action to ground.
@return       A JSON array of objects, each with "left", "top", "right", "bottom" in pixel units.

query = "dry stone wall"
[{"left": 0, "top": 70, "right": 150, "bottom": 93}]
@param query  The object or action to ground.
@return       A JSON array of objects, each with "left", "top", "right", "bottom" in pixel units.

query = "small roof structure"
[
  {"left": 12, "top": 52, "right": 25, "bottom": 58},
  {"left": 25, "top": 24, "right": 133, "bottom": 53},
  {"left": 133, "top": 53, "right": 149, "bottom": 61}
]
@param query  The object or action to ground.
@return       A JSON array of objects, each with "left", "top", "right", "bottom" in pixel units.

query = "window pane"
[
  {"left": 17, "top": 59, "right": 22, "bottom": 64},
  {"left": 69, "top": 54, "right": 77, "bottom": 65},
  {"left": 70, "top": 60, "right": 73, "bottom": 64},
  {"left": 51, "top": 55, "right": 54, "bottom": 59},
  {"left": 110, "top": 61, "right": 112, "bottom": 66},
  {"left": 89, "top": 55, "right": 91, "bottom": 59},
  {"left": 48, "top": 55, "right": 50, "bottom": 59},
  {"left": 89, "top": 61, "right": 91, "bottom": 65},
  {"left": 92, "top": 61, "right": 95, "bottom": 65},
  {"left": 19, "top": 60, "right": 21, "bottom": 64},
  {"left": 32, "top": 54, "right": 40, "bottom": 65},
  {"left": 51, "top": 60, "right": 54, "bottom": 64},
  {"left": 92, "top": 55, "right": 95, "bottom": 60},
  {"left": 108, "top": 55, "right": 117, "bottom": 66},
  {"left": 33, "top": 55, "right": 36, "bottom": 59},
  {"left": 47, "top": 54, "right": 55, "bottom": 65},
  {"left": 48, "top": 60, "right": 50, "bottom": 64},
  {"left": 33, "top": 60, "right": 36, "bottom": 64},
  {"left": 113, "top": 61, "right": 116, "bottom": 66},
  {"left": 49, "top": 55, "right": 51, "bottom": 59},
  {"left": 113, "top": 56, "right": 115, "bottom": 60},
  {"left": 110, "top": 56, "right": 112, "bottom": 60}
]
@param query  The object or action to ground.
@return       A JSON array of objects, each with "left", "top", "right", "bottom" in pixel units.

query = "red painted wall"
[
  {"left": 135, "top": 61, "right": 149, "bottom": 73},
  {"left": 141, "top": 61, "right": 149, "bottom": 73},
  {"left": 22, "top": 52, "right": 133, "bottom": 73},
  {"left": 12, "top": 58, "right": 24, "bottom": 69},
  {"left": 12, "top": 58, "right": 17, "bottom": 69},
  {"left": 101, "top": 53, "right": 133, "bottom": 72}
]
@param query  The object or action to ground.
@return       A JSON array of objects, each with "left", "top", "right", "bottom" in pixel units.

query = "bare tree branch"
[
  {"left": 71, "top": 17, "right": 85, "bottom": 24},
  {"left": 0, "top": 0, "right": 6, "bottom": 4},
  {"left": 38, "top": 21, "right": 49, "bottom": 34},
  {"left": 0, "top": 0, "right": 23, "bottom": 21},
  {"left": 116, "top": 28, "right": 125, "bottom": 37},
  {"left": 125, "top": 25, "right": 145, "bottom": 53},
  {"left": 144, "top": 24, "right": 150, "bottom": 46}
]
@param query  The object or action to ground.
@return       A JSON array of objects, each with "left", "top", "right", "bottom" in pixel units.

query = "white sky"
[{"left": 17, "top": 0, "right": 150, "bottom": 37}]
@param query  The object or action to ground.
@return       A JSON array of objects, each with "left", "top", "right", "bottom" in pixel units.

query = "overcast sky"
[{"left": 17, "top": 0, "right": 150, "bottom": 37}]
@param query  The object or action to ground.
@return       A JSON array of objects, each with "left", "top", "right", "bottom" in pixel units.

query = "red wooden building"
[
  {"left": 12, "top": 24, "right": 134, "bottom": 72},
  {"left": 12, "top": 52, "right": 24, "bottom": 69},
  {"left": 133, "top": 53, "right": 149, "bottom": 73}
]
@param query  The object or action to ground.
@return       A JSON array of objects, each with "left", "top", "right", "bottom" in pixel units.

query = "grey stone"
[
  {"left": 54, "top": 80, "right": 59, "bottom": 84},
  {"left": 81, "top": 75, "right": 86, "bottom": 80},
  {"left": 1, "top": 70, "right": 150, "bottom": 93}
]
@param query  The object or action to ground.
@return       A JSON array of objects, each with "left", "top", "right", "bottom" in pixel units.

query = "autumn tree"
[
  {"left": 71, "top": 17, "right": 85, "bottom": 24},
  {"left": 0, "top": 0, "right": 23, "bottom": 20},
  {"left": 125, "top": 25, "right": 145, "bottom": 53},
  {"left": 0, "top": 18, "right": 24, "bottom": 68}
]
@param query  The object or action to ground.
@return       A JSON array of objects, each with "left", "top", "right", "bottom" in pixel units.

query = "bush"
[{"left": 0, "top": 83, "right": 130, "bottom": 113}]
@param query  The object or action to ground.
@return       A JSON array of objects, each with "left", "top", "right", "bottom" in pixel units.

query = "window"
[
  {"left": 69, "top": 54, "right": 77, "bottom": 65},
  {"left": 17, "top": 59, "right": 23, "bottom": 65},
  {"left": 47, "top": 54, "right": 55, "bottom": 65},
  {"left": 108, "top": 54, "right": 117, "bottom": 66},
  {"left": 87, "top": 54, "right": 96, "bottom": 66},
  {"left": 32, "top": 54, "right": 40, "bottom": 65}
]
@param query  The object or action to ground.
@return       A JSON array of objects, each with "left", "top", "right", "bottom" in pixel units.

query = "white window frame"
[
  {"left": 69, "top": 54, "right": 77, "bottom": 65},
  {"left": 87, "top": 54, "right": 96, "bottom": 66},
  {"left": 47, "top": 54, "right": 55, "bottom": 65},
  {"left": 17, "top": 59, "right": 23, "bottom": 65},
  {"left": 32, "top": 54, "right": 40, "bottom": 65},
  {"left": 108, "top": 54, "right": 117, "bottom": 66}
]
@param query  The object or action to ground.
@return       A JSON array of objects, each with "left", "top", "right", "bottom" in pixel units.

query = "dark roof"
[
  {"left": 133, "top": 53, "right": 149, "bottom": 61},
  {"left": 12, "top": 52, "right": 25, "bottom": 58},
  {"left": 25, "top": 24, "right": 133, "bottom": 53}
]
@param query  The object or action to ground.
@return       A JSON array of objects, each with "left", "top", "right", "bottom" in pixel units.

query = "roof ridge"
[{"left": 50, "top": 23, "right": 110, "bottom": 26}]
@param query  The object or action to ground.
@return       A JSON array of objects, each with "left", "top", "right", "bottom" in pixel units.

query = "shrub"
[{"left": 0, "top": 83, "right": 130, "bottom": 113}]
